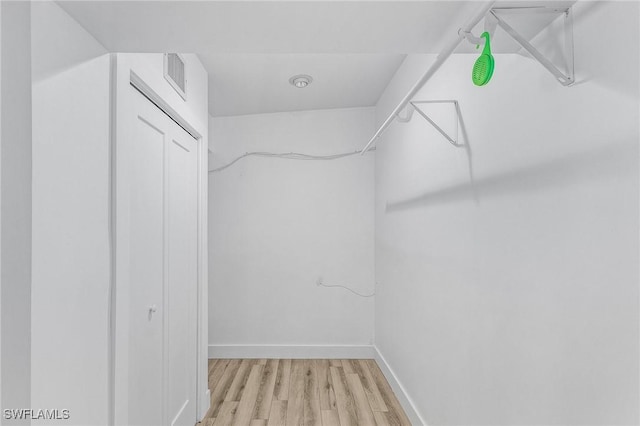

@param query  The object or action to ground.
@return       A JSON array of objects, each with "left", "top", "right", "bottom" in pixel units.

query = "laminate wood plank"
[
  {"left": 201, "top": 418, "right": 216, "bottom": 426},
  {"left": 353, "top": 360, "right": 388, "bottom": 412},
  {"left": 226, "top": 359, "right": 256, "bottom": 401},
  {"left": 250, "top": 420, "right": 267, "bottom": 426},
  {"left": 328, "top": 360, "right": 342, "bottom": 367},
  {"left": 341, "top": 360, "right": 356, "bottom": 374},
  {"left": 274, "top": 359, "right": 291, "bottom": 401},
  {"left": 320, "top": 410, "right": 340, "bottom": 426},
  {"left": 212, "top": 401, "right": 238, "bottom": 426},
  {"left": 303, "top": 360, "right": 321, "bottom": 426},
  {"left": 364, "top": 360, "right": 412, "bottom": 426},
  {"left": 208, "top": 359, "right": 241, "bottom": 418},
  {"left": 257, "top": 359, "right": 268, "bottom": 366},
  {"left": 317, "top": 360, "right": 336, "bottom": 411},
  {"left": 209, "top": 359, "right": 231, "bottom": 391},
  {"left": 286, "top": 360, "right": 305, "bottom": 426},
  {"left": 372, "top": 411, "right": 391, "bottom": 426},
  {"left": 253, "top": 359, "right": 279, "bottom": 419},
  {"left": 235, "top": 365, "right": 266, "bottom": 426},
  {"left": 267, "top": 400, "right": 288, "bottom": 426},
  {"left": 345, "top": 373, "right": 376, "bottom": 426},
  {"left": 329, "top": 367, "right": 358, "bottom": 426},
  {"left": 208, "top": 359, "right": 217, "bottom": 376}
]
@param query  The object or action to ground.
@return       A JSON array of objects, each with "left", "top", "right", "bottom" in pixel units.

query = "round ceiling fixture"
[{"left": 289, "top": 74, "right": 313, "bottom": 88}]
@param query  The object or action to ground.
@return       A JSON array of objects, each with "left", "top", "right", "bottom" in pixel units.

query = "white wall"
[
  {"left": 1, "top": 2, "right": 32, "bottom": 421},
  {"left": 374, "top": 2, "right": 639, "bottom": 425},
  {"left": 1, "top": 1, "right": 3, "bottom": 412},
  {"left": 209, "top": 107, "right": 375, "bottom": 355},
  {"left": 31, "top": 2, "right": 110, "bottom": 424}
]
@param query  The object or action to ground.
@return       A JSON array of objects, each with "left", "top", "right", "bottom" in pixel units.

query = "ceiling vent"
[{"left": 164, "top": 53, "right": 187, "bottom": 100}]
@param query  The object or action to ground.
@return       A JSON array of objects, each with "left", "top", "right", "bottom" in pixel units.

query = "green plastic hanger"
[{"left": 472, "top": 32, "right": 495, "bottom": 86}]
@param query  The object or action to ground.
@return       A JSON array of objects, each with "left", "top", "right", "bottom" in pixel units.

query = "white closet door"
[
  {"left": 166, "top": 119, "right": 198, "bottom": 426},
  {"left": 126, "top": 87, "right": 198, "bottom": 426},
  {"left": 128, "top": 87, "right": 166, "bottom": 426}
]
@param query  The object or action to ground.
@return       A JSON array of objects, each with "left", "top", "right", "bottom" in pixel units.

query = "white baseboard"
[
  {"left": 374, "top": 346, "right": 427, "bottom": 426},
  {"left": 208, "top": 344, "right": 375, "bottom": 359}
]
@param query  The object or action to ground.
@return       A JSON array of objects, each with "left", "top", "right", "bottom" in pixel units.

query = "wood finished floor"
[{"left": 200, "top": 359, "right": 412, "bottom": 426}]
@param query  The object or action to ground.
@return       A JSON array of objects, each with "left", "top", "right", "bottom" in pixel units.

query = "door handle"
[{"left": 148, "top": 304, "right": 158, "bottom": 320}]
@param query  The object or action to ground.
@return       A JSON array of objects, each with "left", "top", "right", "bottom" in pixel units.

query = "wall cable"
[
  {"left": 208, "top": 147, "right": 375, "bottom": 173},
  {"left": 316, "top": 278, "right": 375, "bottom": 298}
]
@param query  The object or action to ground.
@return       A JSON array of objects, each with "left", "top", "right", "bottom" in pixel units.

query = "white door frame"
[{"left": 110, "top": 55, "right": 208, "bottom": 426}]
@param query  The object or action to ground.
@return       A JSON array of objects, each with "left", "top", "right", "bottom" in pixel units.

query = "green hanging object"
[{"left": 472, "top": 32, "right": 495, "bottom": 86}]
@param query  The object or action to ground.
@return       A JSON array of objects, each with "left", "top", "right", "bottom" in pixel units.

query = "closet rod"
[{"left": 360, "top": 0, "right": 496, "bottom": 154}]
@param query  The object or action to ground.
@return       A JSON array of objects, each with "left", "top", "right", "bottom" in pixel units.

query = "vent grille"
[{"left": 164, "top": 53, "right": 186, "bottom": 99}]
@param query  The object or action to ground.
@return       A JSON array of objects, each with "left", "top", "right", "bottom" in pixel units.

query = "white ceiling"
[
  {"left": 58, "top": 1, "right": 573, "bottom": 116},
  {"left": 200, "top": 54, "right": 405, "bottom": 116}
]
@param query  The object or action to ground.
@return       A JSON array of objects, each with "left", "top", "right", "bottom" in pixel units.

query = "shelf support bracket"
[
  {"left": 490, "top": 6, "right": 575, "bottom": 86},
  {"left": 396, "top": 100, "right": 461, "bottom": 147},
  {"left": 395, "top": 103, "right": 415, "bottom": 123}
]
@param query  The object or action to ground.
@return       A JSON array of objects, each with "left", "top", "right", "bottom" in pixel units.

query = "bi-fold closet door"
[{"left": 123, "top": 85, "right": 199, "bottom": 426}]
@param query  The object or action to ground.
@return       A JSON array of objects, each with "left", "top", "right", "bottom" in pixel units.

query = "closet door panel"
[
  {"left": 128, "top": 89, "right": 166, "bottom": 426},
  {"left": 122, "top": 84, "right": 200, "bottom": 426},
  {"left": 167, "top": 125, "right": 199, "bottom": 426}
]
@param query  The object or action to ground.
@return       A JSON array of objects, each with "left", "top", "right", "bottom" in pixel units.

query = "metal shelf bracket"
[
  {"left": 490, "top": 6, "right": 575, "bottom": 86},
  {"left": 396, "top": 100, "right": 462, "bottom": 147}
]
